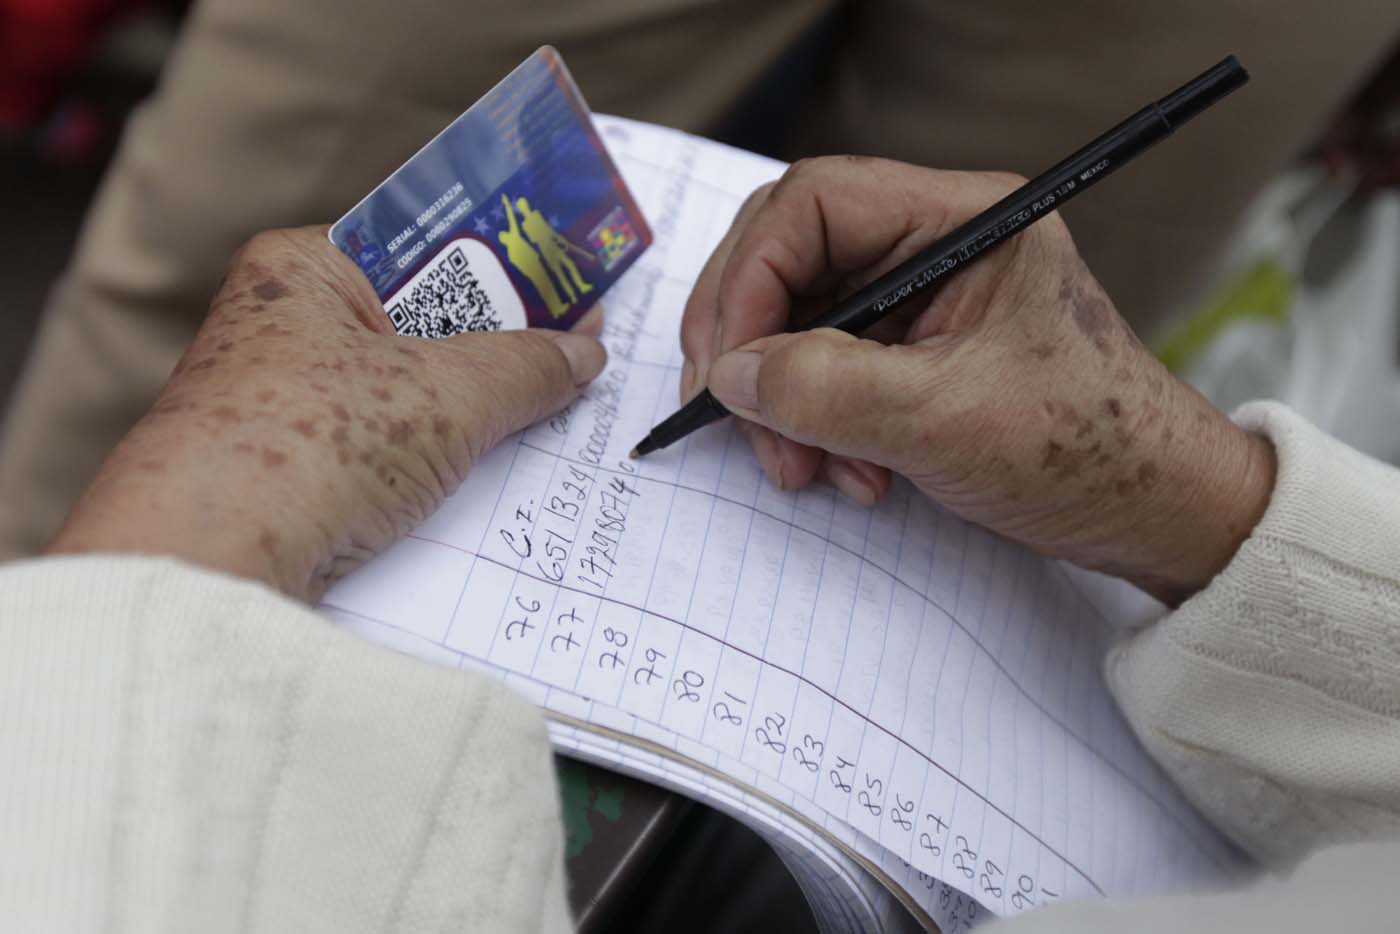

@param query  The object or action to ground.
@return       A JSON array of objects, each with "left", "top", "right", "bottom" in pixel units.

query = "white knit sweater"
[{"left": 2, "top": 401, "right": 1398, "bottom": 932}]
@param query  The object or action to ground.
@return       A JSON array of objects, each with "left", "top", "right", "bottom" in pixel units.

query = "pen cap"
[{"left": 1157, "top": 56, "right": 1249, "bottom": 129}]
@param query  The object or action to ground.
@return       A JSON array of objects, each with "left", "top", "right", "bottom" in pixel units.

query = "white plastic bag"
[{"left": 1158, "top": 168, "right": 1400, "bottom": 464}]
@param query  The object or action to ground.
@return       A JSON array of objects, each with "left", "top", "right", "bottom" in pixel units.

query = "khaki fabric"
[
  {"left": 796, "top": 1, "right": 1400, "bottom": 324},
  {"left": 1, "top": 0, "right": 1396, "bottom": 557}
]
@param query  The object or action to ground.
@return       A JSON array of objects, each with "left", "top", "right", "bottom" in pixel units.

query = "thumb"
[
  {"left": 707, "top": 329, "right": 932, "bottom": 467},
  {"left": 436, "top": 328, "right": 607, "bottom": 449}
]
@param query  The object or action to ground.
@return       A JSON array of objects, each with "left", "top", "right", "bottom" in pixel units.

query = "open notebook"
[{"left": 321, "top": 115, "right": 1247, "bottom": 932}]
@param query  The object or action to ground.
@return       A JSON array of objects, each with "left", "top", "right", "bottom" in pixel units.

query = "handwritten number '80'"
[{"left": 672, "top": 670, "right": 704, "bottom": 702}]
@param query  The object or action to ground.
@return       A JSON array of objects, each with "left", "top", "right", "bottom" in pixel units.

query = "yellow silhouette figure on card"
[
  {"left": 517, "top": 196, "right": 594, "bottom": 306},
  {"left": 498, "top": 195, "right": 568, "bottom": 318}
]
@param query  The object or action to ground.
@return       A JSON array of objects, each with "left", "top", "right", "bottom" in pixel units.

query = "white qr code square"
[{"left": 384, "top": 245, "right": 503, "bottom": 338}]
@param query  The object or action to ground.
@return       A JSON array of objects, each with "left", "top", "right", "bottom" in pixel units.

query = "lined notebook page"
[{"left": 322, "top": 115, "right": 1245, "bottom": 931}]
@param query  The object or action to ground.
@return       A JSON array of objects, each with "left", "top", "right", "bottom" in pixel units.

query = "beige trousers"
[{"left": 2, "top": 0, "right": 1396, "bottom": 557}]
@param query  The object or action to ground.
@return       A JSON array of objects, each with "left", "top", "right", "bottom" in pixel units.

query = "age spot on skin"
[
  {"left": 211, "top": 405, "right": 241, "bottom": 422},
  {"left": 1137, "top": 460, "right": 1159, "bottom": 489},
  {"left": 371, "top": 387, "right": 393, "bottom": 403},
  {"left": 386, "top": 419, "right": 414, "bottom": 445},
  {"left": 256, "top": 389, "right": 277, "bottom": 404},
  {"left": 1062, "top": 277, "right": 1115, "bottom": 355},
  {"left": 1029, "top": 342, "right": 1056, "bottom": 361},
  {"left": 291, "top": 418, "right": 317, "bottom": 439},
  {"left": 217, "top": 341, "right": 235, "bottom": 353},
  {"left": 258, "top": 527, "right": 280, "bottom": 558},
  {"left": 253, "top": 278, "right": 289, "bottom": 302},
  {"left": 1104, "top": 398, "right": 1122, "bottom": 418},
  {"left": 330, "top": 425, "right": 349, "bottom": 444},
  {"left": 261, "top": 447, "right": 288, "bottom": 468},
  {"left": 331, "top": 404, "right": 351, "bottom": 423}
]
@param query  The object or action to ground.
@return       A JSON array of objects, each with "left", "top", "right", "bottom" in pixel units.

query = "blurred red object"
[
  {"left": 0, "top": 0, "right": 143, "bottom": 131},
  {"left": 1320, "top": 43, "right": 1400, "bottom": 192}
]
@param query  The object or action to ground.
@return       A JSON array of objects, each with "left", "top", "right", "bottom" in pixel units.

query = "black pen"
[{"left": 630, "top": 55, "right": 1248, "bottom": 459}]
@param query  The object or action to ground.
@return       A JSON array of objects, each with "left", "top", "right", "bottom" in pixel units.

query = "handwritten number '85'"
[{"left": 857, "top": 774, "right": 883, "bottom": 816}]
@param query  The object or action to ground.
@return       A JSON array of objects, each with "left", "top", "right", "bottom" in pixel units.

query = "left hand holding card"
[{"left": 50, "top": 227, "right": 606, "bottom": 601}]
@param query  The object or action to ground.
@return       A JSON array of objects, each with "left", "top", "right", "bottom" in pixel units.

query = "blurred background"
[{"left": 1, "top": 2, "right": 1397, "bottom": 930}]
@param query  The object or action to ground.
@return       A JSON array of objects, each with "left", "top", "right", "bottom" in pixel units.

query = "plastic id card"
[{"left": 329, "top": 47, "right": 652, "bottom": 336}]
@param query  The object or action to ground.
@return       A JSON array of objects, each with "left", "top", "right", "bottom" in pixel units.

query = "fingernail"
[
  {"left": 707, "top": 350, "right": 761, "bottom": 416},
  {"left": 747, "top": 425, "right": 786, "bottom": 488},
  {"left": 549, "top": 332, "right": 607, "bottom": 386},
  {"left": 573, "top": 305, "right": 605, "bottom": 338},
  {"left": 846, "top": 460, "right": 886, "bottom": 499},
  {"left": 828, "top": 461, "right": 877, "bottom": 507}
]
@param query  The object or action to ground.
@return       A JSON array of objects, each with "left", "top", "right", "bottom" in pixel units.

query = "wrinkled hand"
[
  {"left": 681, "top": 158, "right": 1275, "bottom": 605},
  {"left": 50, "top": 227, "right": 606, "bottom": 601}
]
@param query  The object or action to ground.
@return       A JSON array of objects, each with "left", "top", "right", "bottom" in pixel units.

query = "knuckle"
[
  {"left": 770, "top": 158, "right": 826, "bottom": 201},
  {"left": 232, "top": 229, "right": 290, "bottom": 270},
  {"left": 737, "top": 180, "right": 777, "bottom": 217},
  {"left": 984, "top": 170, "right": 1029, "bottom": 193},
  {"left": 493, "top": 332, "right": 573, "bottom": 402},
  {"left": 679, "top": 292, "right": 715, "bottom": 357},
  {"left": 761, "top": 334, "right": 840, "bottom": 439}
]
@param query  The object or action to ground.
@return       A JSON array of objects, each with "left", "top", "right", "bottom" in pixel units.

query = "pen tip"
[{"left": 628, "top": 447, "right": 640, "bottom": 460}]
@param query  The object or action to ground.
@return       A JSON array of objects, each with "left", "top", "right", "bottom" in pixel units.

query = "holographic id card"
[{"left": 329, "top": 47, "right": 652, "bottom": 336}]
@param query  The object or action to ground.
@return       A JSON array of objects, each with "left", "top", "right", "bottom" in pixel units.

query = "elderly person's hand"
[
  {"left": 681, "top": 157, "right": 1276, "bottom": 606},
  {"left": 49, "top": 227, "right": 605, "bottom": 601}
]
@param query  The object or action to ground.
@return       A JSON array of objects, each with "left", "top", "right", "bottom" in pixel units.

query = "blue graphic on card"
[{"left": 329, "top": 47, "right": 651, "bottom": 336}]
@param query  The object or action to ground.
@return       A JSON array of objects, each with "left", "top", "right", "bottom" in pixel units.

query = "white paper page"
[{"left": 322, "top": 115, "right": 1247, "bottom": 927}]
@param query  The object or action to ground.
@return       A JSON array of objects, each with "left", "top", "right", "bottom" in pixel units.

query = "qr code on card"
[{"left": 384, "top": 246, "right": 502, "bottom": 338}]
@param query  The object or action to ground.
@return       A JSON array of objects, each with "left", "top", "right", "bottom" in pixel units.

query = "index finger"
[{"left": 709, "top": 157, "right": 1025, "bottom": 360}]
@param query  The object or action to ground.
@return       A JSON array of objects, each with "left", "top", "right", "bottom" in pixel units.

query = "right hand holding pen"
[{"left": 679, "top": 157, "right": 1275, "bottom": 605}]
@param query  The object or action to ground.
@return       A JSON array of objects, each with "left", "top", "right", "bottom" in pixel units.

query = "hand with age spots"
[
  {"left": 682, "top": 157, "right": 1276, "bottom": 606},
  {"left": 48, "top": 227, "right": 606, "bottom": 601}
]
